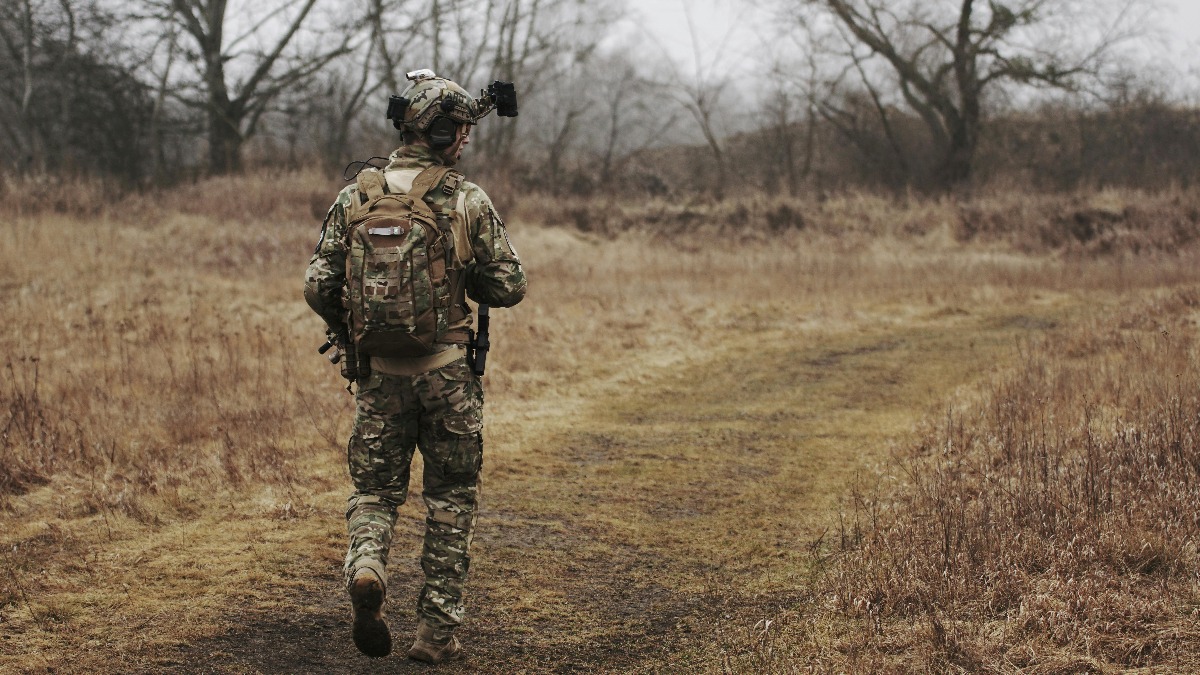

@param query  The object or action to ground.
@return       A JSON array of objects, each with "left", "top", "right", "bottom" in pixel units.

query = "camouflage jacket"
[{"left": 304, "top": 145, "right": 527, "bottom": 337}]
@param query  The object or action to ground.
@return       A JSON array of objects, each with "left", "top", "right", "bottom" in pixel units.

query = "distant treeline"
[
  {"left": 652, "top": 99, "right": 1200, "bottom": 196},
  {"left": 1, "top": 0, "right": 1193, "bottom": 196}
]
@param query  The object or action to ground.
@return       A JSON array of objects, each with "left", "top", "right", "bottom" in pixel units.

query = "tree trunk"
[
  {"left": 208, "top": 110, "right": 243, "bottom": 173},
  {"left": 937, "top": 90, "right": 980, "bottom": 188},
  {"left": 17, "top": 0, "right": 41, "bottom": 172},
  {"left": 936, "top": 142, "right": 973, "bottom": 187}
]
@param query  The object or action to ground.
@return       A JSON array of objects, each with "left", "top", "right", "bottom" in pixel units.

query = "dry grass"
[
  {"left": 0, "top": 213, "right": 321, "bottom": 499},
  {"left": 2, "top": 170, "right": 1200, "bottom": 671},
  {"left": 0, "top": 188, "right": 357, "bottom": 670},
  {"left": 752, "top": 289, "right": 1200, "bottom": 673}
]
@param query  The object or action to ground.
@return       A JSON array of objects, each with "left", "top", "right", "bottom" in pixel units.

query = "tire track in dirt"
[{"left": 173, "top": 307, "right": 1065, "bottom": 673}]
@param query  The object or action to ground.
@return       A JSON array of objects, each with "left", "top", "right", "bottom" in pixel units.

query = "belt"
[{"left": 370, "top": 345, "right": 466, "bottom": 376}]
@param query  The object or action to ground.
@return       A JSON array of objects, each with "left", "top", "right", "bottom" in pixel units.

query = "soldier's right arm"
[{"left": 304, "top": 186, "right": 357, "bottom": 331}]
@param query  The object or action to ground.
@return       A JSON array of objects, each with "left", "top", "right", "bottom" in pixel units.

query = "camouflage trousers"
[{"left": 343, "top": 356, "right": 483, "bottom": 633}]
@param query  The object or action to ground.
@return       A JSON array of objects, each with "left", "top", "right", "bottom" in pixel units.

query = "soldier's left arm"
[{"left": 461, "top": 184, "right": 526, "bottom": 308}]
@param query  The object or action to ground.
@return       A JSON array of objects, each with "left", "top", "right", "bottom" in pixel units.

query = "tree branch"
[{"left": 233, "top": 0, "right": 320, "bottom": 109}]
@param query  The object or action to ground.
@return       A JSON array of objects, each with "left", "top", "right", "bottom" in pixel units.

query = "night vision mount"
[
  {"left": 477, "top": 81, "right": 519, "bottom": 119},
  {"left": 386, "top": 69, "right": 518, "bottom": 130}
]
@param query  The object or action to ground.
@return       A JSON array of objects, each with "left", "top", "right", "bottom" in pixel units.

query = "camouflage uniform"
[{"left": 304, "top": 144, "right": 525, "bottom": 634}]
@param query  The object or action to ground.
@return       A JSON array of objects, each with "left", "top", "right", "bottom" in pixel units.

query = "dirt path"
[{"left": 166, "top": 301, "right": 1075, "bottom": 673}]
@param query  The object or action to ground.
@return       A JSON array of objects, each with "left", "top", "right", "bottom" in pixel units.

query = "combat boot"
[
  {"left": 407, "top": 620, "right": 463, "bottom": 664},
  {"left": 348, "top": 564, "right": 391, "bottom": 658}
]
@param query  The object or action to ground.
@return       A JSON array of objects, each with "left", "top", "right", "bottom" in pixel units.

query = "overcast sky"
[
  {"left": 633, "top": 0, "right": 1200, "bottom": 85},
  {"left": 632, "top": 0, "right": 760, "bottom": 69}
]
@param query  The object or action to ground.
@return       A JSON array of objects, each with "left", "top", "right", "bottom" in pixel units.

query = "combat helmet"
[
  {"left": 386, "top": 70, "right": 479, "bottom": 148},
  {"left": 386, "top": 69, "right": 518, "bottom": 148}
]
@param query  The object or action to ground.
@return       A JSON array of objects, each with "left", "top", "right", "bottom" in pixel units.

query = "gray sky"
[
  {"left": 632, "top": 0, "right": 759, "bottom": 68},
  {"left": 634, "top": 0, "right": 1200, "bottom": 84},
  {"left": 1162, "top": 0, "right": 1200, "bottom": 69}
]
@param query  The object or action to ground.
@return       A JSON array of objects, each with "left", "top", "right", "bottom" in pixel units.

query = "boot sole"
[{"left": 350, "top": 576, "right": 391, "bottom": 658}]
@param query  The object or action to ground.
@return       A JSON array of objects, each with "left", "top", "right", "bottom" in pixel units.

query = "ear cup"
[{"left": 428, "top": 117, "right": 458, "bottom": 149}]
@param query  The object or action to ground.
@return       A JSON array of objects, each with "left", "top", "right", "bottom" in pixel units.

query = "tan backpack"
[{"left": 343, "top": 165, "right": 471, "bottom": 357}]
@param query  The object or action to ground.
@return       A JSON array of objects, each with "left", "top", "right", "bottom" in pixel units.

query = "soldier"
[{"left": 304, "top": 70, "right": 526, "bottom": 663}]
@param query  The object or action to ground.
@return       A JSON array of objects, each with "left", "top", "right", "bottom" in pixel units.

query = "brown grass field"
[{"left": 2, "top": 172, "right": 1200, "bottom": 672}]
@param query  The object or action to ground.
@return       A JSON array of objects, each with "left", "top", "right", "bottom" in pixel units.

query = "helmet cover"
[{"left": 398, "top": 75, "right": 479, "bottom": 134}]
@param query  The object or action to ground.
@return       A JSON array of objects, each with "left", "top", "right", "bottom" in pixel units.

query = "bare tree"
[
  {"left": 306, "top": 0, "right": 424, "bottom": 166},
  {"left": 0, "top": 0, "right": 150, "bottom": 177},
  {"left": 659, "top": 1, "right": 747, "bottom": 193},
  {"left": 757, "top": 43, "right": 828, "bottom": 195},
  {"left": 144, "top": 23, "right": 181, "bottom": 175},
  {"left": 420, "top": 0, "right": 496, "bottom": 85},
  {"left": 536, "top": 69, "right": 588, "bottom": 192},
  {"left": 794, "top": 0, "right": 1150, "bottom": 189},
  {"left": 473, "top": 0, "right": 621, "bottom": 162},
  {"left": 150, "top": 0, "right": 349, "bottom": 173},
  {"left": 815, "top": 47, "right": 916, "bottom": 187},
  {"left": 508, "top": 1, "right": 627, "bottom": 191},
  {"left": 0, "top": 0, "right": 68, "bottom": 171},
  {"left": 673, "top": 73, "right": 730, "bottom": 191},
  {"left": 591, "top": 54, "right": 679, "bottom": 187}
]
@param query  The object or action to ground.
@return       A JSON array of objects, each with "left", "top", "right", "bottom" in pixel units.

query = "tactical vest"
[{"left": 343, "top": 165, "right": 472, "bottom": 357}]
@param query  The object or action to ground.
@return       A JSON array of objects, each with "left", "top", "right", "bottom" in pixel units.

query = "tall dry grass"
[
  {"left": 0, "top": 259, "right": 313, "bottom": 504},
  {"left": 0, "top": 190, "right": 336, "bottom": 507},
  {"left": 772, "top": 289, "right": 1200, "bottom": 672}
]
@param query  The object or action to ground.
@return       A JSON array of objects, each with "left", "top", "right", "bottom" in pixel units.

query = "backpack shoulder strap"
[
  {"left": 408, "top": 166, "right": 453, "bottom": 202},
  {"left": 415, "top": 168, "right": 472, "bottom": 266}
]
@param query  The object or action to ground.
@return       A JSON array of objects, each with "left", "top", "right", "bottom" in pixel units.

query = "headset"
[{"left": 427, "top": 100, "right": 461, "bottom": 149}]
